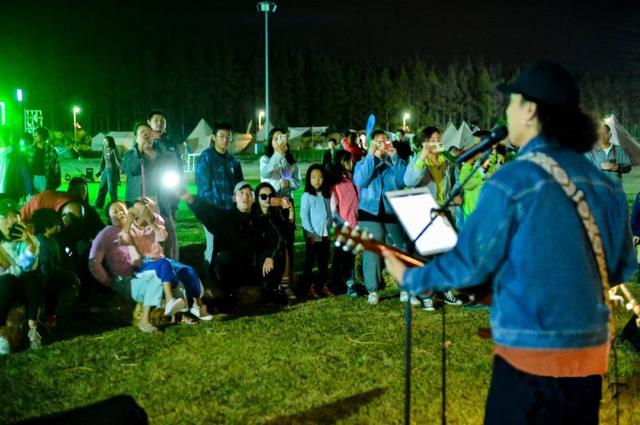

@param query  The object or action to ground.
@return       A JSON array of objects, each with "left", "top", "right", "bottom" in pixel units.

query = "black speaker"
[{"left": 12, "top": 395, "right": 148, "bottom": 425}]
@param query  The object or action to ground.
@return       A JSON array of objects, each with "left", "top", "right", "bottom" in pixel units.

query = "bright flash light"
[{"left": 162, "top": 171, "right": 180, "bottom": 189}]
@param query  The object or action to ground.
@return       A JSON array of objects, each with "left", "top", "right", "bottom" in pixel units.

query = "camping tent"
[
  {"left": 604, "top": 115, "right": 640, "bottom": 165},
  {"left": 441, "top": 122, "right": 458, "bottom": 149},
  {"left": 256, "top": 122, "right": 275, "bottom": 142},
  {"left": 456, "top": 121, "right": 475, "bottom": 150},
  {"left": 185, "top": 118, "right": 213, "bottom": 154},
  {"left": 91, "top": 131, "right": 134, "bottom": 153}
]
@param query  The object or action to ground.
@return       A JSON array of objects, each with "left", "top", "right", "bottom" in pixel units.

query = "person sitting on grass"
[
  {"left": 89, "top": 201, "right": 166, "bottom": 333},
  {"left": 120, "top": 198, "right": 211, "bottom": 323},
  {"left": 31, "top": 208, "right": 80, "bottom": 327},
  {"left": 300, "top": 164, "right": 334, "bottom": 299},
  {"left": 0, "top": 199, "right": 41, "bottom": 355},
  {"left": 181, "top": 181, "right": 286, "bottom": 310},
  {"left": 252, "top": 182, "right": 295, "bottom": 302}
]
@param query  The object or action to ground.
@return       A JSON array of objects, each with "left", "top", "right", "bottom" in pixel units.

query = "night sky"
[
  {"left": 3, "top": 0, "right": 639, "bottom": 70},
  {"left": 1, "top": 0, "right": 639, "bottom": 130}
]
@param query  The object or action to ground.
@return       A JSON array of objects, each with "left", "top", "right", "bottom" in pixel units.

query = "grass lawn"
[{"left": 1, "top": 170, "right": 640, "bottom": 424}]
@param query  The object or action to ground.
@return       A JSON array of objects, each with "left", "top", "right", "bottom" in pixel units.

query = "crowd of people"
[{"left": 0, "top": 84, "right": 635, "bottom": 360}]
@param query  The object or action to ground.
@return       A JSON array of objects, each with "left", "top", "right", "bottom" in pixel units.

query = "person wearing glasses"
[{"left": 195, "top": 122, "right": 244, "bottom": 269}]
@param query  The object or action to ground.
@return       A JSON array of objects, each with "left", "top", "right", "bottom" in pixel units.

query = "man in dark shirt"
[
  {"left": 393, "top": 129, "right": 413, "bottom": 163},
  {"left": 322, "top": 138, "right": 338, "bottom": 170},
  {"left": 195, "top": 122, "right": 244, "bottom": 266},
  {"left": 181, "top": 181, "right": 284, "bottom": 308}
]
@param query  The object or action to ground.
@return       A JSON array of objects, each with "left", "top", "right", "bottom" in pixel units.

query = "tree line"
[{"left": 23, "top": 42, "right": 640, "bottom": 142}]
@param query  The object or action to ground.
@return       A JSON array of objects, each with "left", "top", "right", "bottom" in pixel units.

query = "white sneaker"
[
  {"left": 164, "top": 298, "right": 186, "bottom": 316},
  {"left": 190, "top": 305, "right": 213, "bottom": 321},
  {"left": 400, "top": 291, "right": 422, "bottom": 305},
  {"left": 421, "top": 297, "right": 435, "bottom": 311},
  {"left": 28, "top": 327, "right": 42, "bottom": 350},
  {"left": 443, "top": 290, "right": 463, "bottom": 306},
  {"left": 367, "top": 292, "right": 379, "bottom": 305},
  {"left": 0, "top": 336, "right": 10, "bottom": 356}
]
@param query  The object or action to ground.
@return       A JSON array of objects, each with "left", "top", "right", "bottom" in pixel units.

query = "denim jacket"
[
  {"left": 403, "top": 136, "right": 636, "bottom": 349},
  {"left": 353, "top": 153, "right": 407, "bottom": 216},
  {"left": 300, "top": 192, "right": 331, "bottom": 241}
]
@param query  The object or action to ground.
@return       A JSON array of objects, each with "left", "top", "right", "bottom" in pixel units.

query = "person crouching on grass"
[
  {"left": 300, "top": 164, "right": 333, "bottom": 299},
  {"left": 119, "top": 197, "right": 211, "bottom": 323}
]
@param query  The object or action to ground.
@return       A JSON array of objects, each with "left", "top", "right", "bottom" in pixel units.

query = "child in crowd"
[
  {"left": 31, "top": 208, "right": 80, "bottom": 327},
  {"left": 120, "top": 197, "right": 211, "bottom": 321},
  {"left": 0, "top": 199, "right": 41, "bottom": 355},
  {"left": 329, "top": 150, "right": 359, "bottom": 296},
  {"left": 300, "top": 164, "right": 333, "bottom": 299}
]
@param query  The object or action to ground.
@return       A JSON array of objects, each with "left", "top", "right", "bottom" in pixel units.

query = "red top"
[
  {"left": 21, "top": 190, "right": 73, "bottom": 222},
  {"left": 341, "top": 137, "right": 366, "bottom": 164},
  {"left": 331, "top": 173, "right": 359, "bottom": 226}
]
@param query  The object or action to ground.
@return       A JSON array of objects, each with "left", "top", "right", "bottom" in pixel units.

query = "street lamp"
[
  {"left": 257, "top": 1, "right": 277, "bottom": 141},
  {"left": 0, "top": 102, "right": 5, "bottom": 126},
  {"left": 402, "top": 113, "right": 410, "bottom": 131},
  {"left": 258, "top": 110, "right": 265, "bottom": 130},
  {"left": 73, "top": 106, "right": 81, "bottom": 142},
  {"left": 16, "top": 89, "right": 23, "bottom": 103}
]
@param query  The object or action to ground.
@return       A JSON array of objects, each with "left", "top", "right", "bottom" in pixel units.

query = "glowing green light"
[
  {"left": 16, "top": 89, "right": 23, "bottom": 102},
  {"left": 0, "top": 102, "right": 5, "bottom": 125}
]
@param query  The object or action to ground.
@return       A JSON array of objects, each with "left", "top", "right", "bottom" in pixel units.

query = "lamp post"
[
  {"left": 257, "top": 1, "right": 277, "bottom": 141},
  {"left": 259, "top": 110, "right": 265, "bottom": 130},
  {"left": 73, "top": 106, "right": 81, "bottom": 142},
  {"left": 403, "top": 112, "right": 410, "bottom": 131},
  {"left": 0, "top": 102, "right": 5, "bottom": 126}
]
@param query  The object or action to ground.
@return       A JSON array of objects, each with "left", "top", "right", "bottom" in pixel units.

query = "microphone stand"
[{"left": 403, "top": 149, "right": 492, "bottom": 425}]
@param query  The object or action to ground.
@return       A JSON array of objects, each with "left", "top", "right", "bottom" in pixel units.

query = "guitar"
[{"left": 333, "top": 222, "right": 492, "bottom": 305}]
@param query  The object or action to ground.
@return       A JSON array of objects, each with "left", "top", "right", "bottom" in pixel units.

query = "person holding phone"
[
  {"left": 353, "top": 130, "right": 407, "bottom": 305},
  {"left": 585, "top": 123, "right": 631, "bottom": 181},
  {"left": 252, "top": 182, "right": 293, "bottom": 302},
  {"left": 0, "top": 199, "right": 41, "bottom": 355},
  {"left": 260, "top": 128, "right": 301, "bottom": 199},
  {"left": 260, "top": 128, "right": 301, "bottom": 289}
]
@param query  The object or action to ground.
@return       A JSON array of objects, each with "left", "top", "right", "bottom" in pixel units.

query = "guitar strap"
[{"left": 518, "top": 152, "right": 616, "bottom": 340}]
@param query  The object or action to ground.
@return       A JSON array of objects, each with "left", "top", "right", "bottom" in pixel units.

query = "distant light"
[
  {"left": 73, "top": 106, "right": 81, "bottom": 114},
  {"left": 259, "top": 110, "right": 265, "bottom": 118},
  {"left": 0, "top": 102, "right": 5, "bottom": 125},
  {"left": 16, "top": 89, "right": 23, "bottom": 103},
  {"left": 403, "top": 113, "right": 410, "bottom": 120}
]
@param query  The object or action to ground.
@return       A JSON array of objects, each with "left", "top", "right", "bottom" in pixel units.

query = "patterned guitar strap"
[{"left": 519, "top": 152, "right": 617, "bottom": 340}]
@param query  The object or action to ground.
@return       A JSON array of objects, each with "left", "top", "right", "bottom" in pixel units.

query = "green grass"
[{"left": 1, "top": 173, "right": 640, "bottom": 424}]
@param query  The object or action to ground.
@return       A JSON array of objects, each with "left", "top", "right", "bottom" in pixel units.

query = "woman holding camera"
[
  {"left": 260, "top": 128, "right": 301, "bottom": 289},
  {"left": 0, "top": 199, "right": 41, "bottom": 355},
  {"left": 252, "top": 182, "right": 294, "bottom": 302},
  {"left": 259, "top": 128, "right": 301, "bottom": 199}
]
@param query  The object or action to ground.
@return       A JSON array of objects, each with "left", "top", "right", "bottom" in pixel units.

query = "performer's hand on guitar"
[{"left": 382, "top": 247, "right": 408, "bottom": 286}]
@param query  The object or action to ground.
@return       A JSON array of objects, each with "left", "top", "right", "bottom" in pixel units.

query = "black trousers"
[
  {"left": 302, "top": 237, "right": 330, "bottom": 292},
  {"left": 214, "top": 251, "right": 285, "bottom": 296},
  {"left": 42, "top": 268, "right": 80, "bottom": 316},
  {"left": 484, "top": 355, "right": 602, "bottom": 425},
  {"left": 331, "top": 245, "right": 354, "bottom": 291},
  {"left": 0, "top": 271, "right": 41, "bottom": 326}
]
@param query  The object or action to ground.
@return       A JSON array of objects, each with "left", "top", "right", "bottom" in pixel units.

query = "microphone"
[{"left": 455, "top": 126, "right": 508, "bottom": 164}]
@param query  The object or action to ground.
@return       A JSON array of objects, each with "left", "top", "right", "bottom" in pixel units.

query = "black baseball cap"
[{"left": 497, "top": 61, "right": 579, "bottom": 107}]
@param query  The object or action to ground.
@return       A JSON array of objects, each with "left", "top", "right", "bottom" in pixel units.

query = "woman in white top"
[{"left": 259, "top": 128, "right": 301, "bottom": 199}]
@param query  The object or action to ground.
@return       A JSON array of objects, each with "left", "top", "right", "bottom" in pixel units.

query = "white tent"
[
  {"left": 185, "top": 118, "right": 213, "bottom": 154},
  {"left": 604, "top": 115, "right": 640, "bottom": 165},
  {"left": 287, "top": 126, "right": 329, "bottom": 140},
  {"left": 441, "top": 122, "right": 459, "bottom": 149},
  {"left": 91, "top": 131, "right": 134, "bottom": 153},
  {"left": 457, "top": 121, "right": 475, "bottom": 149}
]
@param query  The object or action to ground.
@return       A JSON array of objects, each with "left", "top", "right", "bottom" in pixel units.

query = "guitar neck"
[{"left": 355, "top": 239, "right": 425, "bottom": 268}]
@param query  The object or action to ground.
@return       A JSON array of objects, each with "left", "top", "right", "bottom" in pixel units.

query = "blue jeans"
[
  {"left": 359, "top": 221, "right": 406, "bottom": 294},
  {"left": 95, "top": 168, "right": 118, "bottom": 208}
]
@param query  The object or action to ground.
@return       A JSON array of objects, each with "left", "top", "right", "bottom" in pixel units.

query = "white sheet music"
[{"left": 385, "top": 188, "right": 458, "bottom": 256}]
